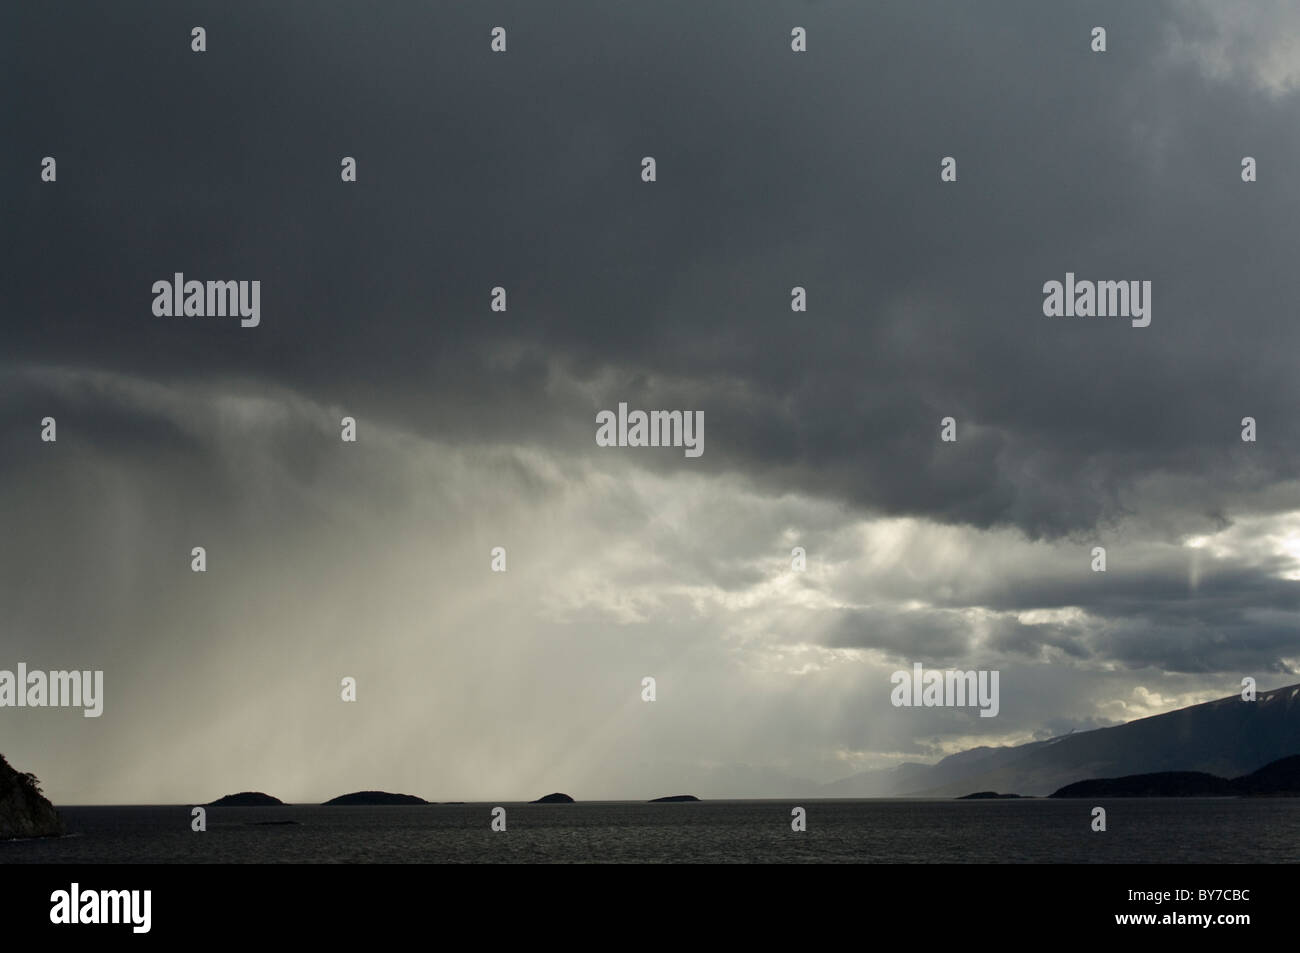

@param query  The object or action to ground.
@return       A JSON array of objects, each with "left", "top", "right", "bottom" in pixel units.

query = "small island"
[
  {"left": 957, "top": 791, "right": 1028, "bottom": 800},
  {"left": 322, "top": 791, "right": 428, "bottom": 806},
  {"left": 648, "top": 795, "right": 700, "bottom": 802},
  {"left": 207, "top": 792, "right": 285, "bottom": 807},
  {"left": 0, "top": 754, "right": 65, "bottom": 839},
  {"left": 1052, "top": 771, "right": 1232, "bottom": 798},
  {"left": 1051, "top": 755, "right": 1300, "bottom": 798},
  {"left": 530, "top": 792, "right": 575, "bottom": 803}
]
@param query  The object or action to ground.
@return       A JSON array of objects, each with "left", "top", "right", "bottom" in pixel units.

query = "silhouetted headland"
[
  {"left": 530, "top": 792, "right": 574, "bottom": 803},
  {"left": 207, "top": 792, "right": 284, "bottom": 807},
  {"left": 0, "top": 753, "right": 65, "bottom": 839},
  {"left": 323, "top": 791, "right": 427, "bottom": 805},
  {"left": 648, "top": 795, "right": 700, "bottom": 802},
  {"left": 1051, "top": 754, "right": 1300, "bottom": 798}
]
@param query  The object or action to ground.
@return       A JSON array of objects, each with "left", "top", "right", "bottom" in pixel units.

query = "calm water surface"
[{"left": 5, "top": 799, "right": 1298, "bottom": 863}]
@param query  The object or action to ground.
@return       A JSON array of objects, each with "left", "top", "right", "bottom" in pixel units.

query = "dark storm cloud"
[
  {"left": 6, "top": 2, "right": 1300, "bottom": 802},
  {"left": 822, "top": 605, "right": 970, "bottom": 658},
  {"left": 811, "top": 518, "right": 1300, "bottom": 673},
  {"left": 6, "top": 0, "right": 1300, "bottom": 539}
]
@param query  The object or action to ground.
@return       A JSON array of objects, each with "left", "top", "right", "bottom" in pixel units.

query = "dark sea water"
[{"left": 5, "top": 799, "right": 1299, "bottom": 863}]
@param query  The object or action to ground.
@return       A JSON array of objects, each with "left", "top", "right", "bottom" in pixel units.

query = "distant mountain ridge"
[{"left": 825, "top": 682, "right": 1300, "bottom": 797}]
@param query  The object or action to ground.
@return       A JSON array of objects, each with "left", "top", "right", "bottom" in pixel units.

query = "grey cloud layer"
[
  {"left": 7, "top": 1, "right": 1300, "bottom": 537},
  {"left": 4, "top": 2, "right": 1300, "bottom": 801}
]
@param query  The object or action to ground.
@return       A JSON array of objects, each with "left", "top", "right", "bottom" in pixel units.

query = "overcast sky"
[{"left": 4, "top": 0, "right": 1300, "bottom": 804}]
